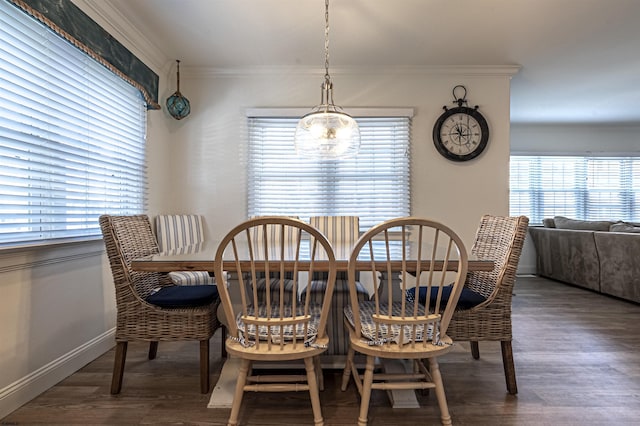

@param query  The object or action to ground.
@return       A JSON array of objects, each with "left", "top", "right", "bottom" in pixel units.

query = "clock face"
[{"left": 433, "top": 106, "right": 489, "bottom": 161}]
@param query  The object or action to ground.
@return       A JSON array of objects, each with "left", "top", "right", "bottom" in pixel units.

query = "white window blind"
[
  {"left": 510, "top": 155, "right": 640, "bottom": 224},
  {"left": 247, "top": 114, "right": 411, "bottom": 230},
  {"left": 0, "top": 1, "right": 147, "bottom": 246}
]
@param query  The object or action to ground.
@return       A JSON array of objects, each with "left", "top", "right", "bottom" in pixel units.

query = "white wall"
[
  {"left": 1, "top": 1, "right": 517, "bottom": 418},
  {"left": 511, "top": 123, "right": 640, "bottom": 154},
  {"left": 163, "top": 67, "right": 517, "bottom": 248},
  {"left": 0, "top": 242, "right": 116, "bottom": 417},
  {"left": 0, "top": 1, "right": 174, "bottom": 418}
]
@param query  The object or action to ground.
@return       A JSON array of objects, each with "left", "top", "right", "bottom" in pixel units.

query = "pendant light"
[
  {"left": 295, "top": 0, "right": 360, "bottom": 159},
  {"left": 166, "top": 60, "right": 191, "bottom": 120}
]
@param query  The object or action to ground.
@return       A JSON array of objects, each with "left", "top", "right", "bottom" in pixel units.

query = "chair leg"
[
  {"left": 220, "top": 326, "right": 227, "bottom": 358},
  {"left": 357, "top": 356, "right": 375, "bottom": 426},
  {"left": 148, "top": 341, "right": 158, "bottom": 360},
  {"left": 304, "top": 357, "right": 324, "bottom": 426},
  {"left": 228, "top": 359, "right": 251, "bottom": 426},
  {"left": 470, "top": 341, "right": 480, "bottom": 359},
  {"left": 313, "top": 356, "right": 324, "bottom": 391},
  {"left": 429, "top": 358, "right": 452, "bottom": 426},
  {"left": 501, "top": 340, "right": 518, "bottom": 395},
  {"left": 200, "top": 340, "right": 210, "bottom": 394},
  {"left": 111, "top": 341, "right": 127, "bottom": 395},
  {"left": 341, "top": 347, "right": 355, "bottom": 391}
]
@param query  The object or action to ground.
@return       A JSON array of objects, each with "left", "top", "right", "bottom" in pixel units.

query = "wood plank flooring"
[{"left": 3, "top": 276, "right": 640, "bottom": 425}]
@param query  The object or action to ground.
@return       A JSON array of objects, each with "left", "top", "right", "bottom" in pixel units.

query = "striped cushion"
[
  {"left": 253, "top": 277, "right": 297, "bottom": 304},
  {"left": 155, "top": 215, "right": 214, "bottom": 286},
  {"left": 344, "top": 301, "right": 438, "bottom": 345},
  {"left": 309, "top": 216, "right": 359, "bottom": 260},
  {"left": 236, "top": 303, "right": 322, "bottom": 343},
  {"left": 155, "top": 214, "right": 204, "bottom": 250},
  {"left": 168, "top": 271, "right": 216, "bottom": 286},
  {"left": 306, "top": 216, "right": 365, "bottom": 354},
  {"left": 249, "top": 218, "right": 301, "bottom": 260}
]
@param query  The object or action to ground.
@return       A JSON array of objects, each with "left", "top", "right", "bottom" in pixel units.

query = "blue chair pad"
[{"left": 146, "top": 285, "right": 219, "bottom": 308}]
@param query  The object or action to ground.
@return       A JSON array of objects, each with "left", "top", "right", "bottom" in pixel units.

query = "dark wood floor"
[{"left": 3, "top": 276, "right": 640, "bottom": 425}]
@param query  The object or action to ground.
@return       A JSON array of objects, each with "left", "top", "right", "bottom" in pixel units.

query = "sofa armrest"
[
  {"left": 594, "top": 232, "right": 640, "bottom": 303},
  {"left": 528, "top": 227, "right": 600, "bottom": 291}
]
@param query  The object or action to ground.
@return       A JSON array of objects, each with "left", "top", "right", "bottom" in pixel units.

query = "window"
[
  {"left": 510, "top": 155, "right": 640, "bottom": 225},
  {"left": 0, "top": 1, "right": 147, "bottom": 247},
  {"left": 247, "top": 110, "right": 412, "bottom": 231}
]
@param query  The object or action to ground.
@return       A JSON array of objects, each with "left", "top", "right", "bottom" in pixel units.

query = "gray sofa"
[{"left": 528, "top": 216, "right": 640, "bottom": 304}]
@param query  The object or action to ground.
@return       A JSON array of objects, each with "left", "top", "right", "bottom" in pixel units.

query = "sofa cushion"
[
  {"left": 542, "top": 218, "right": 556, "bottom": 228},
  {"left": 609, "top": 221, "right": 640, "bottom": 233},
  {"left": 146, "top": 285, "right": 218, "bottom": 308},
  {"left": 553, "top": 216, "right": 612, "bottom": 231}
]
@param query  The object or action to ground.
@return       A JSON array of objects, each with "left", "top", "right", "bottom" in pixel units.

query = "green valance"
[{"left": 9, "top": 0, "right": 160, "bottom": 110}]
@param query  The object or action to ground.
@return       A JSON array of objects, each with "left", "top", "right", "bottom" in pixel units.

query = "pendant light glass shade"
[
  {"left": 295, "top": 110, "right": 360, "bottom": 158},
  {"left": 295, "top": 0, "right": 360, "bottom": 159}
]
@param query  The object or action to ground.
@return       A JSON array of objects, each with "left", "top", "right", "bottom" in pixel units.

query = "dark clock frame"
[{"left": 432, "top": 106, "right": 489, "bottom": 162}]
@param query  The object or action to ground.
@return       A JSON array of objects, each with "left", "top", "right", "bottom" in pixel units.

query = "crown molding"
[
  {"left": 72, "top": 0, "right": 169, "bottom": 73},
  {"left": 182, "top": 65, "right": 521, "bottom": 79}
]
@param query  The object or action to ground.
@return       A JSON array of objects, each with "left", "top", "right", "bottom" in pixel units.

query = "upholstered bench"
[
  {"left": 302, "top": 276, "right": 369, "bottom": 355},
  {"left": 302, "top": 216, "right": 369, "bottom": 356},
  {"left": 155, "top": 214, "right": 216, "bottom": 286}
]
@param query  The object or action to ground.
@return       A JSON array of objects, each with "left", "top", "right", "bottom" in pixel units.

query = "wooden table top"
[{"left": 131, "top": 242, "right": 494, "bottom": 273}]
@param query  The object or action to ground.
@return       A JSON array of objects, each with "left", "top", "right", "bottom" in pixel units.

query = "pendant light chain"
[
  {"left": 324, "top": 0, "right": 331, "bottom": 85},
  {"left": 293, "top": 0, "right": 360, "bottom": 158}
]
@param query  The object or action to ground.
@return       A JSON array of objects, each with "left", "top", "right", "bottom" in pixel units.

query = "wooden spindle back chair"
[
  {"left": 214, "top": 216, "right": 337, "bottom": 426},
  {"left": 341, "top": 217, "right": 468, "bottom": 426}
]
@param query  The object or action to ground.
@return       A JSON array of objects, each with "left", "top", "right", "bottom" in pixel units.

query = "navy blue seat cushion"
[
  {"left": 146, "top": 285, "right": 219, "bottom": 308},
  {"left": 406, "top": 285, "right": 486, "bottom": 310}
]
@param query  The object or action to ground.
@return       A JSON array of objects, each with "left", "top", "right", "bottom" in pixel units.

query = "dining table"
[
  {"left": 131, "top": 240, "right": 494, "bottom": 275},
  {"left": 131, "top": 240, "right": 494, "bottom": 409}
]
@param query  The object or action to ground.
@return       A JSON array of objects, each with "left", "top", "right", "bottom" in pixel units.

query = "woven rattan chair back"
[
  {"left": 341, "top": 217, "right": 468, "bottom": 426},
  {"left": 100, "top": 214, "right": 222, "bottom": 394},
  {"left": 213, "top": 216, "right": 337, "bottom": 426},
  {"left": 447, "top": 214, "right": 529, "bottom": 395}
]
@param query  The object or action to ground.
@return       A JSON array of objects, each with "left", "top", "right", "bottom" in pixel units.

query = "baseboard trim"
[{"left": 0, "top": 328, "right": 115, "bottom": 419}]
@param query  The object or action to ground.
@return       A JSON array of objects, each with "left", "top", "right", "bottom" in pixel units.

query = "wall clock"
[{"left": 433, "top": 85, "right": 489, "bottom": 162}]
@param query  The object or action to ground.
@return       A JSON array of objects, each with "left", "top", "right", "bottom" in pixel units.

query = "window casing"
[
  {"left": 247, "top": 110, "right": 412, "bottom": 232},
  {"left": 510, "top": 155, "right": 640, "bottom": 225},
  {"left": 0, "top": 1, "right": 147, "bottom": 247}
]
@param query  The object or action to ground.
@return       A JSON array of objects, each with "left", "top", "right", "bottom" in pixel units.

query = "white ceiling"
[{"left": 103, "top": 0, "right": 640, "bottom": 125}]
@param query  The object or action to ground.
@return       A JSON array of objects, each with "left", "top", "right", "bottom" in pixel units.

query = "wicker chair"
[
  {"left": 447, "top": 214, "right": 529, "bottom": 395},
  {"left": 341, "top": 217, "right": 469, "bottom": 426},
  {"left": 214, "top": 217, "right": 337, "bottom": 426},
  {"left": 100, "top": 214, "right": 224, "bottom": 394}
]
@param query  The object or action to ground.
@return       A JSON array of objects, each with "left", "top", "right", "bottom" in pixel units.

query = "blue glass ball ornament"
[{"left": 166, "top": 91, "right": 190, "bottom": 120}]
